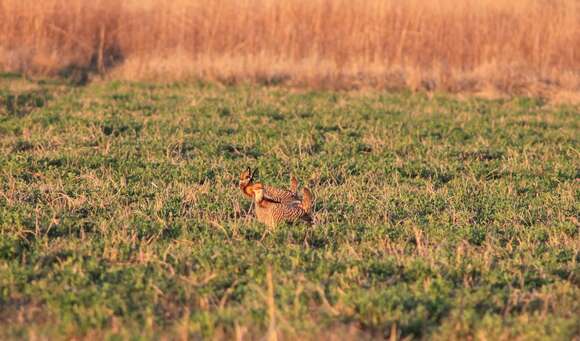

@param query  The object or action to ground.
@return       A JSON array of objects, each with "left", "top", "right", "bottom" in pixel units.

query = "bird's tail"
[
  {"left": 300, "top": 187, "right": 314, "bottom": 213},
  {"left": 290, "top": 175, "right": 299, "bottom": 193}
]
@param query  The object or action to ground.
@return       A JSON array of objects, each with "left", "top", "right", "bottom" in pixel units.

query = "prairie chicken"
[
  {"left": 252, "top": 183, "right": 314, "bottom": 227},
  {"left": 239, "top": 167, "right": 299, "bottom": 203}
]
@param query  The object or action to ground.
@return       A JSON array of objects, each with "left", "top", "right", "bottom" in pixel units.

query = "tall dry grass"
[{"left": 0, "top": 0, "right": 579, "bottom": 96}]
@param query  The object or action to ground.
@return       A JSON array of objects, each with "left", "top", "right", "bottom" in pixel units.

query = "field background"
[
  {"left": 1, "top": 0, "right": 579, "bottom": 99},
  {"left": 0, "top": 75, "right": 579, "bottom": 339},
  {"left": 1, "top": 0, "right": 580, "bottom": 339}
]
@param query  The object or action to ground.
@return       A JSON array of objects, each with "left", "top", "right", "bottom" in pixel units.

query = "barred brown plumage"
[
  {"left": 239, "top": 167, "right": 299, "bottom": 203},
  {"left": 253, "top": 183, "right": 313, "bottom": 227}
]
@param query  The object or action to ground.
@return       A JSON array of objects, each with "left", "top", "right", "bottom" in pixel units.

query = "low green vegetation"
[{"left": 0, "top": 77, "right": 578, "bottom": 339}]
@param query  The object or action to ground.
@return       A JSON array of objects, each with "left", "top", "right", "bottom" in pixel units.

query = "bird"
[
  {"left": 252, "top": 183, "right": 314, "bottom": 227},
  {"left": 239, "top": 167, "right": 299, "bottom": 203}
]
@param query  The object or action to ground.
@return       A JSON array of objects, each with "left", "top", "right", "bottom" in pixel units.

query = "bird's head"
[{"left": 239, "top": 167, "right": 256, "bottom": 187}]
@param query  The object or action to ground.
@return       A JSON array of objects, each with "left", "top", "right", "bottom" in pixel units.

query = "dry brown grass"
[{"left": 1, "top": 0, "right": 579, "bottom": 97}]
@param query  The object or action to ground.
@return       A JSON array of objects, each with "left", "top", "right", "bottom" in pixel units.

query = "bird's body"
[{"left": 253, "top": 183, "right": 313, "bottom": 227}]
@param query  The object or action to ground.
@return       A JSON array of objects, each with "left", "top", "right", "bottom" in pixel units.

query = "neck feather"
[
  {"left": 240, "top": 180, "right": 254, "bottom": 198},
  {"left": 255, "top": 190, "right": 264, "bottom": 203}
]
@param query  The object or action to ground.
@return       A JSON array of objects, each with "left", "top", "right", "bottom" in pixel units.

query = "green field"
[{"left": 0, "top": 77, "right": 579, "bottom": 340}]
